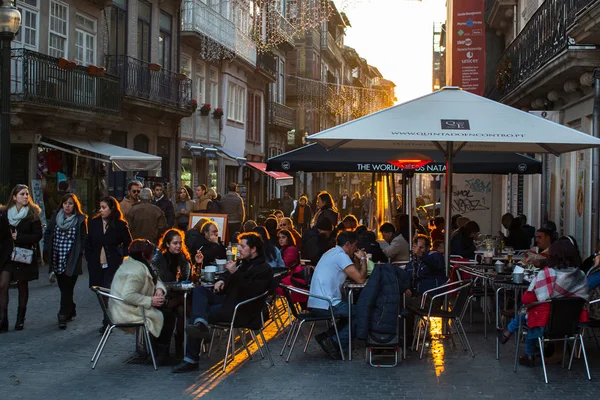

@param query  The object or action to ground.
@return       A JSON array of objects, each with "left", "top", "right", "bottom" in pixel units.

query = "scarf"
[
  {"left": 530, "top": 266, "right": 589, "bottom": 302},
  {"left": 7, "top": 206, "right": 28, "bottom": 227},
  {"left": 56, "top": 209, "right": 78, "bottom": 231}
]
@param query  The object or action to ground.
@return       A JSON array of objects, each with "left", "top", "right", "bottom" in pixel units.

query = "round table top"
[{"left": 492, "top": 280, "right": 529, "bottom": 290}]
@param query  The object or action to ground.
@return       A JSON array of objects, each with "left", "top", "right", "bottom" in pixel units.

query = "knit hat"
[{"left": 315, "top": 219, "right": 334, "bottom": 231}]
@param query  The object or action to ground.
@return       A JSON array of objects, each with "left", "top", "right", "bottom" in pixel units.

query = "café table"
[{"left": 493, "top": 279, "right": 530, "bottom": 360}]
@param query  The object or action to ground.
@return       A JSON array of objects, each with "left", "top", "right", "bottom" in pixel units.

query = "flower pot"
[
  {"left": 88, "top": 65, "right": 105, "bottom": 77},
  {"left": 148, "top": 63, "right": 161, "bottom": 72},
  {"left": 200, "top": 109, "right": 210, "bottom": 116},
  {"left": 175, "top": 73, "right": 187, "bottom": 81},
  {"left": 58, "top": 58, "right": 76, "bottom": 70},
  {"left": 213, "top": 111, "right": 223, "bottom": 120}
]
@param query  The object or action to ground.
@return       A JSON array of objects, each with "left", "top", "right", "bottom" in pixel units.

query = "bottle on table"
[{"left": 226, "top": 245, "right": 234, "bottom": 262}]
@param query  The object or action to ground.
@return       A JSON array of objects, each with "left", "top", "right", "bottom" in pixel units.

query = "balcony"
[
  {"left": 10, "top": 48, "right": 120, "bottom": 115},
  {"left": 321, "top": 32, "right": 342, "bottom": 62},
  {"left": 268, "top": 102, "right": 295, "bottom": 130},
  {"left": 236, "top": 29, "right": 257, "bottom": 67},
  {"left": 181, "top": 0, "right": 236, "bottom": 52},
  {"left": 275, "top": 11, "right": 295, "bottom": 48},
  {"left": 485, "top": 0, "right": 517, "bottom": 30},
  {"left": 105, "top": 55, "right": 192, "bottom": 113},
  {"left": 567, "top": 0, "right": 600, "bottom": 44},
  {"left": 257, "top": 53, "right": 277, "bottom": 81},
  {"left": 486, "top": 0, "right": 600, "bottom": 106}
]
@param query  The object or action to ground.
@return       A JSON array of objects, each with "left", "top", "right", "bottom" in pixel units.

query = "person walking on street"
[
  {"left": 128, "top": 188, "right": 168, "bottom": 244},
  {"left": 313, "top": 191, "right": 339, "bottom": 229},
  {"left": 280, "top": 191, "right": 295, "bottom": 217},
  {"left": 351, "top": 191, "right": 362, "bottom": 221},
  {"left": 0, "top": 184, "right": 43, "bottom": 331},
  {"left": 193, "top": 184, "right": 211, "bottom": 212},
  {"left": 120, "top": 181, "right": 142, "bottom": 218},
  {"left": 153, "top": 183, "right": 175, "bottom": 227},
  {"left": 338, "top": 189, "right": 350, "bottom": 218},
  {"left": 173, "top": 187, "right": 194, "bottom": 231},
  {"left": 220, "top": 182, "right": 245, "bottom": 243},
  {"left": 43, "top": 193, "right": 87, "bottom": 329},
  {"left": 292, "top": 195, "right": 312, "bottom": 234}
]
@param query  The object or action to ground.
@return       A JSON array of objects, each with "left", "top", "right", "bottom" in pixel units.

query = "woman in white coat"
[{"left": 108, "top": 239, "right": 176, "bottom": 365}]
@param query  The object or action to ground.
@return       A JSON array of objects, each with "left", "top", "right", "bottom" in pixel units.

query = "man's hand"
[
  {"left": 151, "top": 295, "right": 165, "bottom": 307},
  {"left": 354, "top": 249, "right": 366, "bottom": 261},
  {"left": 225, "top": 260, "right": 237, "bottom": 274},
  {"left": 214, "top": 280, "right": 225, "bottom": 293},
  {"left": 406, "top": 289, "right": 413, "bottom": 297}
]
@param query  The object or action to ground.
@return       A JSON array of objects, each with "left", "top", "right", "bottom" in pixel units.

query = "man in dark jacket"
[
  {"left": 172, "top": 232, "right": 273, "bottom": 373},
  {"left": 301, "top": 219, "right": 334, "bottom": 265},
  {"left": 128, "top": 188, "right": 168, "bottom": 243},
  {"left": 405, "top": 235, "right": 446, "bottom": 295},
  {"left": 153, "top": 183, "right": 175, "bottom": 227},
  {"left": 219, "top": 182, "right": 245, "bottom": 243},
  {"left": 185, "top": 220, "right": 226, "bottom": 265},
  {"left": 280, "top": 191, "right": 294, "bottom": 217}
]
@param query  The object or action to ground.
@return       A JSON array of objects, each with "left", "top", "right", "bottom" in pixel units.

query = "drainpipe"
[{"left": 591, "top": 68, "right": 600, "bottom": 251}]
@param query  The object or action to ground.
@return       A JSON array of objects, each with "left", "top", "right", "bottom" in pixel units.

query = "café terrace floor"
[{"left": 1, "top": 266, "right": 600, "bottom": 399}]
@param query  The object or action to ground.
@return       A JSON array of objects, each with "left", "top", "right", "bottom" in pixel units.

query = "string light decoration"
[
  {"left": 250, "top": 0, "right": 297, "bottom": 53},
  {"left": 286, "top": 0, "right": 334, "bottom": 35}
]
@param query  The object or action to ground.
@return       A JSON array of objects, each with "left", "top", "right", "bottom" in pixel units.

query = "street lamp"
[{"left": 0, "top": 0, "right": 20, "bottom": 198}]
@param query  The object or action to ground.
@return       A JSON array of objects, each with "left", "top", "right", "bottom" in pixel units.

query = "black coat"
[
  {"left": 315, "top": 208, "right": 339, "bottom": 228},
  {"left": 450, "top": 231, "right": 476, "bottom": 259},
  {"left": 210, "top": 255, "right": 274, "bottom": 328},
  {"left": 301, "top": 227, "right": 332, "bottom": 265},
  {"left": 0, "top": 210, "right": 13, "bottom": 271},
  {"left": 154, "top": 196, "right": 175, "bottom": 227},
  {"left": 4, "top": 210, "right": 43, "bottom": 281},
  {"left": 151, "top": 251, "right": 191, "bottom": 283},
  {"left": 185, "top": 229, "right": 226, "bottom": 265},
  {"left": 43, "top": 212, "right": 87, "bottom": 276},
  {"left": 85, "top": 217, "right": 132, "bottom": 288},
  {"left": 355, "top": 263, "right": 410, "bottom": 339}
]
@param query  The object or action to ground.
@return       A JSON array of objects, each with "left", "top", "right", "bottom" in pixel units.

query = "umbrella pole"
[
  {"left": 432, "top": 175, "right": 437, "bottom": 218},
  {"left": 401, "top": 172, "right": 407, "bottom": 213},
  {"left": 391, "top": 172, "right": 398, "bottom": 213},
  {"left": 368, "top": 171, "right": 376, "bottom": 230},
  {"left": 387, "top": 173, "right": 394, "bottom": 223},
  {"left": 443, "top": 143, "right": 454, "bottom": 278}
]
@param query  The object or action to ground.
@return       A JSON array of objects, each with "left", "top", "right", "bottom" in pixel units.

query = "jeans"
[
  {"left": 588, "top": 273, "right": 600, "bottom": 291},
  {"left": 507, "top": 314, "right": 544, "bottom": 356},
  {"left": 184, "top": 286, "right": 225, "bottom": 363},
  {"left": 309, "top": 301, "right": 355, "bottom": 349},
  {"left": 56, "top": 273, "right": 78, "bottom": 316}
]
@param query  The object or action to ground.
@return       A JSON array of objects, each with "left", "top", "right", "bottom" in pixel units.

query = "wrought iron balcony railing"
[
  {"left": 275, "top": 11, "right": 295, "bottom": 45},
  {"left": 10, "top": 48, "right": 121, "bottom": 115},
  {"left": 257, "top": 52, "right": 277, "bottom": 79},
  {"left": 181, "top": 0, "right": 236, "bottom": 52},
  {"left": 321, "top": 32, "right": 342, "bottom": 61},
  {"left": 105, "top": 55, "right": 192, "bottom": 110},
  {"left": 487, "top": 0, "right": 581, "bottom": 101},
  {"left": 268, "top": 101, "right": 295, "bottom": 130}
]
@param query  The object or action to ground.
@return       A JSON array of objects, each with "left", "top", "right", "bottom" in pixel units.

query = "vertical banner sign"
[{"left": 451, "top": 0, "right": 486, "bottom": 95}]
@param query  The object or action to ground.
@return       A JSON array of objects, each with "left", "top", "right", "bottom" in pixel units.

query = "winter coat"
[
  {"left": 185, "top": 229, "right": 226, "bottom": 265},
  {"left": 292, "top": 203, "right": 313, "bottom": 226},
  {"left": 351, "top": 198, "right": 362, "bottom": 218},
  {"left": 382, "top": 234, "right": 410, "bottom": 262},
  {"left": 4, "top": 209, "right": 43, "bottom": 281},
  {"left": 281, "top": 245, "right": 300, "bottom": 267},
  {"left": 280, "top": 197, "right": 294, "bottom": 216},
  {"left": 314, "top": 207, "right": 339, "bottom": 228},
  {"left": 210, "top": 255, "right": 274, "bottom": 327},
  {"left": 154, "top": 196, "right": 175, "bottom": 227},
  {"left": 127, "top": 202, "right": 168, "bottom": 243},
  {"left": 404, "top": 251, "right": 447, "bottom": 294},
  {"left": 194, "top": 194, "right": 212, "bottom": 212},
  {"left": 151, "top": 251, "right": 191, "bottom": 283},
  {"left": 505, "top": 228, "right": 531, "bottom": 251},
  {"left": 119, "top": 197, "right": 139, "bottom": 218},
  {"left": 301, "top": 227, "right": 332, "bottom": 265},
  {"left": 450, "top": 231, "right": 476, "bottom": 259},
  {"left": 43, "top": 212, "right": 87, "bottom": 276},
  {"left": 0, "top": 210, "right": 13, "bottom": 271},
  {"left": 219, "top": 191, "right": 245, "bottom": 223},
  {"left": 109, "top": 256, "right": 167, "bottom": 337},
  {"left": 355, "top": 263, "right": 411, "bottom": 339},
  {"left": 85, "top": 217, "right": 132, "bottom": 288}
]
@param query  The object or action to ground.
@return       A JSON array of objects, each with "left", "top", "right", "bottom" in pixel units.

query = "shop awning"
[
  {"left": 247, "top": 162, "right": 294, "bottom": 187},
  {"left": 184, "top": 142, "right": 218, "bottom": 158},
  {"left": 214, "top": 146, "right": 246, "bottom": 165},
  {"left": 40, "top": 137, "right": 162, "bottom": 172}
]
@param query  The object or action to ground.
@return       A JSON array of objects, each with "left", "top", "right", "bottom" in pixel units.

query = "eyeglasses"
[{"left": 131, "top": 190, "right": 140, "bottom": 194}]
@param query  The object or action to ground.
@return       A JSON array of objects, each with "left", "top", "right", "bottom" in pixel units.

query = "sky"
[{"left": 339, "top": 0, "right": 447, "bottom": 103}]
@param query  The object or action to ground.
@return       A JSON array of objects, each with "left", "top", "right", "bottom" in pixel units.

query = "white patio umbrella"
[{"left": 307, "top": 87, "right": 600, "bottom": 272}]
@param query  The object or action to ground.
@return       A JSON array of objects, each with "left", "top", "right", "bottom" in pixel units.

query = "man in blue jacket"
[{"left": 405, "top": 234, "right": 447, "bottom": 296}]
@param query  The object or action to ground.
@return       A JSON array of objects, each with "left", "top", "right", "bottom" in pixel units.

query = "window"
[
  {"left": 158, "top": 12, "right": 172, "bottom": 71},
  {"left": 208, "top": 68, "right": 218, "bottom": 108},
  {"left": 75, "top": 14, "right": 97, "bottom": 65},
  {"left": 246, "top": 91, "right": 261, "bottom": 143},
  {"left": 137, "top": 0, "right": 151, "bottom": 62},
  {"left": 49, "top": 1, "right": 68, "bottom": 58},
  {"left": 109, "top": 0, "right": 127, "bottom": 56},
  {"left": 227, "top": 82, "right": 245, "bottom": 123},
  {"left": 14, "top": 0, "right": 38, "bottom": 50}
]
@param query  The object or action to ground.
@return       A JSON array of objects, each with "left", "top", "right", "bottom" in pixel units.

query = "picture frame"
[{"left": 188, "top": 213, "right": 229, "bottom": 244}]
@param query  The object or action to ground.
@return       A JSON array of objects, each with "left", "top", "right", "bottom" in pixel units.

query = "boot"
[
  {"left": 67, "top": 303, "right": 76, "bottom": 321},
  {"left": 0, "top": 309, "right": 7, "bottom": 333},
  {"left": 58, "top": 313, "right": 68, "bottom": 329},
  {"left": 15, "top": 307, "right": 26, "bottom": 331}
]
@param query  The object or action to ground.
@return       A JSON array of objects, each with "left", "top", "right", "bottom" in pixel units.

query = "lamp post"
[{"left": 0, "top": 0, "right": 21, "bottom": 198}]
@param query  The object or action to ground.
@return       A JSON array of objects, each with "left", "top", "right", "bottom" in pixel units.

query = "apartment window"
[
  {"left": 246, "top": 92, "right": 261, "bottom": 143},
  {"left": 227, "top": 82, "right": 245, "bottom": 123},
  {"left": 209, "top": 68, "right": 218, "bottom": 108},
  {"left": 14, "top": 0, "right": 38, "bottom": 50},
  {"left": 158, "top": 11, "right": 172, "bottom": 71},
  {"left": 109, "top": 0, "right": 127, "bottom": 56},
  {"left": 75, "top": 14, "right": 97, "bottom": 65},
  {"left": 137, "top": 0, "right": 151, "bottom": 62},
  {"left": 49, "top": 1, "right": 68, "bottom": 58},
  {"left": 278, "top": 58, "right": 285, "bottom": 103}
]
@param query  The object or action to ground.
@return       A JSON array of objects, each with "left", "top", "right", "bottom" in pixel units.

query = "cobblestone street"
[{"left": 2, "top": 267, "right": 600, "bottom": 399}]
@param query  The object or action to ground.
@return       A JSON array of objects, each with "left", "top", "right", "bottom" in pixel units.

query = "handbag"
[{"left": 11, "top": 246, "right": 34, "bottom": 264}]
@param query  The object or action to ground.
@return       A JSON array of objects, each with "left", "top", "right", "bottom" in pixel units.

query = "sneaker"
[
  {"left": 171, "top": 361, "right": 200, "bottom": 373},
  {"left": 49, "top": 272, "right": 56, "bottom": 284},
  {"left": 185, "top": 321, "right": 211, "bottom": 340}
]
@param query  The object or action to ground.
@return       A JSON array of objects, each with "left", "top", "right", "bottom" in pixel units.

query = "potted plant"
[
  {"left": 88, "top": 65, "right": 105, "bottom": 77},
  {"left": 188, "top": 99, "right": 198, "bottom": 112},
  {"left": 213, "top": 107, "right": 224, "bottom": 119},
  {"left": 58, "top": 58, "right": 77, "bottom": 70},
  {"left": 175, "top": 72, "right": 187, "bottom": 81},
  {"left": 148, "top": 63, "right": 162, "bottom": 72},
  {"left": 200, "top": 103, "right": 211, "bottom": 116}
]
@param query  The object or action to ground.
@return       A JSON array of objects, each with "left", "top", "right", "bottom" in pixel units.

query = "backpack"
[{"left": 290, "top": 264, "right": 314, "bottom": 289}]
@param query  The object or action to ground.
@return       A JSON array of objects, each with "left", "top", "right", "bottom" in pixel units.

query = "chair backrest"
[
  {"left": 232, "top": 290, "right": 270, "bottom": 329},
  {"left": 280, "top": 285, "right": 304, "bottom": 320},
  {"left": 545, "top": 297, "right": 586, "bottom": 338},
  {"left": 428, "top": 280, "right": 472, "bottom": 317},
  {"left": 91, "top": 286, "right": 114, "bottom": 325},
  {"left": 420, "top": 280, "right": 467, "bottom": 308}
]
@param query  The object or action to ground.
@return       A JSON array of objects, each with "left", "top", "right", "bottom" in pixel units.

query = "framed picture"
[{"left": 188, "top": 213, "right": 229, "bottom": 244}]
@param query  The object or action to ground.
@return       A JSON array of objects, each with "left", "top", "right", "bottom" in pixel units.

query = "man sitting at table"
[
  {"left": 379, "top": 222, "right": 409, "bottom": 262},
  {"left": 405, "top": 235, "right": 447, "bottom": 295},
  {"left": 309, "top": 231, "right": 367, "bottom": 360},
  {"left": 523, "top": 228, "right": 554, "bottom": 267},
  {"left": 171, "top": 232, "right": 274, "bottom": 373}
]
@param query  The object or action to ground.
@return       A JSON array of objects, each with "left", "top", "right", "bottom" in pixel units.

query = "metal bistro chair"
[
  {"left": 513, "top": 297, "right": 590, "bottom": 383},
  {"left": 409, "top": 280, "right": 474, "bottom": 359},
  {"left": 90, "top": 286, "right": 157, "bottom": 371},
  {"left": 206, "top": 291, "right": 274, "bottom": 372},
  {"left": 279, "top": 284, "right": 346, "bottom": 362}
]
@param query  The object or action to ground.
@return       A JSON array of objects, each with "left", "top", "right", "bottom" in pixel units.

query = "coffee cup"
[
  {"left": 512, "top": 272, "right": 524, "bottom": 284},
  {"left": 204, "top": 265, "right": 218, "bottom": 282},
  {"left": 215, "top": 259, "right": 227, "bottom": 273}
]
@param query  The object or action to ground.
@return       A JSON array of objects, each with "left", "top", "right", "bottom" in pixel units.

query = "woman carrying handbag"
[
  {"left": 0, "top": 184, "right": 43, "bottom": 331},
  {"left": 44, "top": 193, "right": 88, "bottom": 329}
]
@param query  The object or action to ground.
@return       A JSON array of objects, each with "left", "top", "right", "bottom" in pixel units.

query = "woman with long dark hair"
[
  {"left": 253, "top": 226, "right": 284, "bottom": 268},
  {"left": 85, "top": 196, "right": 132, "bottom": 332},
  {"left": 312, "top": 191, "right": 339, "bottom": 229},
  {"left": 173, "top": 187, "right": 194, "bottom": 231},
  {"left": 278, "top": 229, "right": 299, "bottom": 267},
  {"left": 43, "top": 193, "right": 88, "bottom": 329},
  {"left": 351, "top": 191, "right": 362, "bottom": 221},
  {"left": 0, "top": 184, "right": 43, "bottom": 331}
]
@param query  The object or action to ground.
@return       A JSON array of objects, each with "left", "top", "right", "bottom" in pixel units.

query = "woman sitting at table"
[
  {"left": 278, "top": 229, "right": 299, "bottom": 267},
  {"left": 253, "top": 226, "right": 285, "bottom": 268},
  {"left": 109, "top": 239, "right": 176, "bottom": 365},
  {"left": 497, "top": 238, "right": 588, "bottom": 367},
  {"left": 450, "top": 221, "right": 480, "bottom": 259},
  {"left": 185, "top": 220, "right": 226, "bottom": 265}
]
